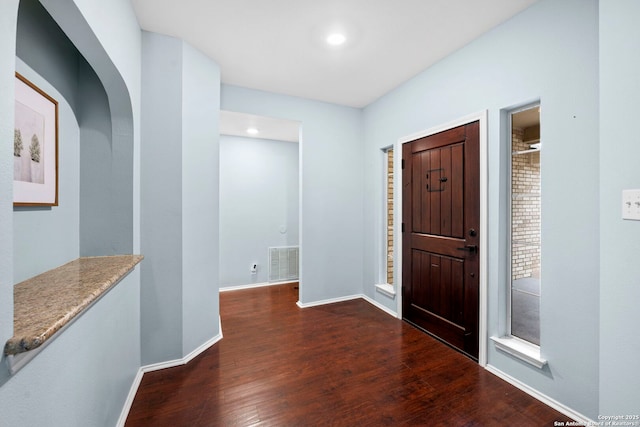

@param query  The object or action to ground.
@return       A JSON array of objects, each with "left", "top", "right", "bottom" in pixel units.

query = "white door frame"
[{"left": 394, "top": 110, "right": 488, "bottom": 366}]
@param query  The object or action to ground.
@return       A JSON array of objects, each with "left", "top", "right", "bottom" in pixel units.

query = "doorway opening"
[{"left": 219, "top": 111, "right": 301, "bottom": 295}]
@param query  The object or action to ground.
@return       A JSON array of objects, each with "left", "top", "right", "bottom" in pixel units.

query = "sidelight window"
[
  {"left": 385, "top": 147, "right": 394, "bottom": 286},
  {"left": 376, "top": 146, "right": 396, "bottom": 298},
  {"left": 509, "top": 104, "right": 541, "bottom": 346}
]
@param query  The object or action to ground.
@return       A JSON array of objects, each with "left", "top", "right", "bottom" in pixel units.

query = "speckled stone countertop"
[{"left": 4, "top": 255, "right": 143, "bottom": 356}]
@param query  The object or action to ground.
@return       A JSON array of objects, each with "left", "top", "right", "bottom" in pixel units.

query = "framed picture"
[{"left": 13, "top": 72, "right": 58, "bottom": 206}]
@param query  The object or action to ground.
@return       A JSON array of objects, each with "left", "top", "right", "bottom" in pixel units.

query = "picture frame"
[{"left": 13, "top": 72, "right": 58, "bottom": 206}]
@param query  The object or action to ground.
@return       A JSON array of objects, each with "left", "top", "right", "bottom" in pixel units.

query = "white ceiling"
[{"left": 131, "top": 0, "right": 539, "bottom": 109}]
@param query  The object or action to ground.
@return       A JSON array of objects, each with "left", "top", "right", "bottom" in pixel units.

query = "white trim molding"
[
  {"left": 296, "top": 294, "right": 361, "bottom": 308},
  {"left": 491, "top": 335, "right": 547, "bottom": 369},
  {"left": 116, "top": 324, "right": 223, "bottom": 427},
  {"left": 296, "top": 293, "right": 398, "bottom": 318},
  {"left": 142, "top": 331, "right": 223, "bottom": 374},
  {"left": 395, "top": 110, "right": 489, "bottom": 367},
  {"left": 485, "top": 364, "right": 594, "bottom": 425},
  {"left": 375, "top": 283, "right": 396, "bottom": 299},
  {"left": 116, "top": 369, "right": 144, "bottom": 427},
  {"left": 361, "top": 294, "right": 398, "bottom": 318}
]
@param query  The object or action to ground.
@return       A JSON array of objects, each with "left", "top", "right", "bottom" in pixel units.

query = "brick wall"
[{"left": 511, "top": 127, "right": 541, "bottom": 280}]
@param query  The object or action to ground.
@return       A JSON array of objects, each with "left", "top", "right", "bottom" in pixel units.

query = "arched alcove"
[
  {"left": 13, "top": 0, "right": 134, "bottom": 282},
  {"left": 0, "top": 2, "right": 140, "bottom": 422}
]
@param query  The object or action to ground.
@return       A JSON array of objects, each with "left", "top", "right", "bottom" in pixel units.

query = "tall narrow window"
[
  {"left": 376, "top": 147, "right": 396, "bottom": 298},
  {"left": 385, "top": 148, "right": 394, "bottom": 285},
  {"left": 510, "top": 105, "right": 541, "bottom": 346}
]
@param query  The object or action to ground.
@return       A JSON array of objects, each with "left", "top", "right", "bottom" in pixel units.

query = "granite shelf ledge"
[{"left": 4, "top": 255, "right": 143, "bottom": 359}]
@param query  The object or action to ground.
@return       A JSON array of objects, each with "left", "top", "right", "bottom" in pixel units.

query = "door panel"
[
  {"left": 402, "top": 122, "right": 480, "bottom": 360},
  {"left": 451, "top": 144, "right": 465, "bottom": 237},
  {"left": 411, "top": 145, "right": 465, "bottom": 238}
]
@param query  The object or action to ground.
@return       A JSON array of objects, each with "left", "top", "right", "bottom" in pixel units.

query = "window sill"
[
  {"left": 375, "top": 283, "right": 396, "bottom": 299},
  {"left": 491, "top": 336, "right": 547, "bottom": 369}
]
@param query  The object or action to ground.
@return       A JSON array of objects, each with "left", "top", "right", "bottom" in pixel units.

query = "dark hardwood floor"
[{"left": 126, "top": 283, "right": 568, "bottom": 426}]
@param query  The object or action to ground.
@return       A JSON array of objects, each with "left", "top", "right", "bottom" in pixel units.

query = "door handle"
[{"left": 456, "top": 245, "right": 478, "bottom": 254}]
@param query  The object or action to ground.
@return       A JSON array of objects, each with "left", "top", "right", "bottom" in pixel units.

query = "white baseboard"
[
  {"left": 116, "top": 368, "right": 144, "bottom": 427},
  {"left": 296, "top": 294, "right": 361, "bottom": 308},
  {"left": 142, "top": 331, "right": 223, "bottom": 374},
  {"left": 182, "top": 331, "right": 224, "bottom": 366},
  {"left": 296, "top": 293, "right": 399, "bottom": 320},
  {"left": 220, "top": 280, "right": 297, "bottom": 292},
  {"left": 485, "top": 364, "right": 594, "bottom": 425},
  {"left": 116, "top": 326, "right": 223, "bottom": 427},
  {"left": 361, "top": 294, "right": 399, "bottom": 318}
]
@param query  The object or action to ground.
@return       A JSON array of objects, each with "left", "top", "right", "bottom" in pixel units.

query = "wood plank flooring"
[{"left": 126, "top": 283, "right": 569, "bottom": 426}]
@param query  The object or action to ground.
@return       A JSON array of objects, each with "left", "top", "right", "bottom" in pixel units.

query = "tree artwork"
[
  {"left": 30, "top": 134, "right": 41, "bottom": 162},
  {"left": 14, "top": 128, "right": 23, "bottom": 157}
]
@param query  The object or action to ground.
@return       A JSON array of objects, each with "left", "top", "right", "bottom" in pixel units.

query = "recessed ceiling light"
[
  {"left": 247, "top": 127, "right": 259, "bottom": 135},
  {"left": 326, "top": 33, "right": 346, "bottom": 46}
]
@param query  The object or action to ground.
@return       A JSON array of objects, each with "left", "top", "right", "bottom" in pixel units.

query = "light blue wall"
[
  {"left": 42, "top": 0, "right": 140, "bottom": 256},
  {"left": 0, "top": 0, "right": 19, "bottom": 355},
  {"left": 78, "top": 56, "right": 118, "bottom": 256},
  {"left": 0, "top": 272, "right": 141, "bottom": 427},
  {"left": 13, "top": 0, "right": 83, "bottom": 283},
  {"left": 140, "top": 32, "right": 184, "bottom": 364},
  {"left": 12, "top": 0, "right": 136, "bottom": 289},
  {"left": 0, "top": 0, "right": 143, "bottom": 425},
  {"left": 221, "top": 85, "right": 363, "bottom": 304},
  {"left": 181, "top": 41, "right": 221, "bottom": 356},
  {"left": 13, "top": 59, "right": 80, "bottom": 283},
  {"left": 363, "top": 0, "right": 600, "bottom": 418},
  {"left": 14, "top": 0, "right": 135, "bottom": 258},
  {"left": 219, "top": 135, "right": 299, "bottom": 286},
  {"left": 15, "top": 0, "right": 80, "bottom": 114},
  {"left": 141, "top": 32, "right": 221, "bottom": 364},
  {"left": 598, "top": 0, "right": 640, "bottom": 415}
]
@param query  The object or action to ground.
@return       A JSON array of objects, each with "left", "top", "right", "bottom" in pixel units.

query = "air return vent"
[{"left": 269, "top": 246, "right": 299, "bottom": 282}]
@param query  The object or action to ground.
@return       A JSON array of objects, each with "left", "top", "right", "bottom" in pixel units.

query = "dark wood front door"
[{"left": 402, "top": 121, "right": 480, "bottom": 360}]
